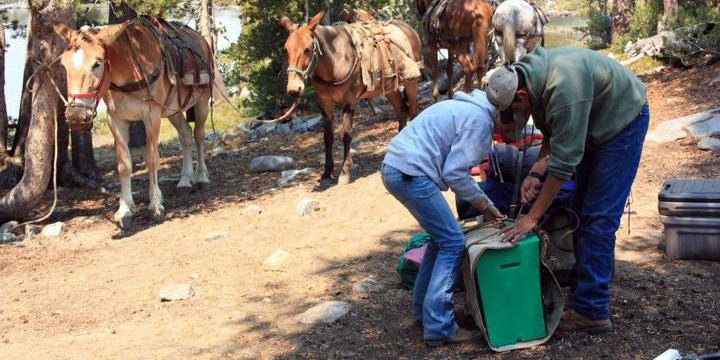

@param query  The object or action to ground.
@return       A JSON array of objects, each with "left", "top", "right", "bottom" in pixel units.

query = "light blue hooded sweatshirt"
[{"left": 383, "top": 90, "right": 496, "bottom": 207}]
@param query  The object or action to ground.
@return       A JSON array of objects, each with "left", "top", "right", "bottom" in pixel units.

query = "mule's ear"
[
  {"left": 339, "top": 9, "right": 354, "bottom": 23},
  {"left": 96, "top": 22, "right": 128, "bottom": 46},
  {"left": 308, "top": 10, "right": 325, "bottom": 31},
  {"left": 50, "top": 21, "right": 76, "bottom": 44},
  {"left": 279, "top": 15, "right": 297, "bottom": 32}
]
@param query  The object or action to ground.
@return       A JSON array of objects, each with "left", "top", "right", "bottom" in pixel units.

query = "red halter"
[{"left": 66, "top": 46, "right": 112, "bottom": 107}]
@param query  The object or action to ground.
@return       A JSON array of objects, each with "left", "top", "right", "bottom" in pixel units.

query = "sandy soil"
[{"left": 1, "top": 63, "right": 720, "bottom": 360}]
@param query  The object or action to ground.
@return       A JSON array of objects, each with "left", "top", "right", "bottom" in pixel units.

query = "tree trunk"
[
  {"left": 109, "top": 2, "right": 145, "bottom": 164},
  {"left": 199, "top": 0, "right": 215, "bottom": 53},
  {"left": 322, "top": 0, "right": 332, "bottom": 25},
  {"left": 305, "top": 0, "right": 309, "bottom": 22},
  {"left": 612, "top": 0, "right": 635, "bottom": 40},
  {"left": 0, "top": 0, "right": 74, "bottom": 223},
  {"left": 9, "top": 33, "right": 34, "bottom": 160},
  {"left": 658, "top": 0, "right": 678, "bottom": 32},
  {"left": 0, "top": 23, "right": 7, "bottom": 159}
]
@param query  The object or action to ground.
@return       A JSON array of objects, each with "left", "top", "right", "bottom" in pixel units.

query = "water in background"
[
  {"left": 544, "top": 15, "right": 587, "bottom": 48},
  {"left": 2, "top": 6, "right": 241, "bottom": 118}
]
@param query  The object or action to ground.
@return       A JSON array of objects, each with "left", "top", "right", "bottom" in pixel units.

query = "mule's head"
[
  {"left": 51, "top": 22, "right": 127, "bottom": 131},
  {"left": 279, "top": 11, "right": 324, "bottom": 96}
]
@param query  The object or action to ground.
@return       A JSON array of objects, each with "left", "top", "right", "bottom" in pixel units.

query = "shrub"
[
  {"left": 578, "top": 0, "right": 612, "bottom": 49},
  {"left": 611, "top": 0, "right": 663, "bottom": 52}
]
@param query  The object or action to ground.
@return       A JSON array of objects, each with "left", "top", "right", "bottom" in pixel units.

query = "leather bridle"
[{"left": 66, "top": 46, "right": 112, "bottom": 118}]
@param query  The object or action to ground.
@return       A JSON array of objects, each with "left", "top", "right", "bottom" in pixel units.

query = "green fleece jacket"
[{"left": 514, "top": 46, "right": 647, "bottom": 180}]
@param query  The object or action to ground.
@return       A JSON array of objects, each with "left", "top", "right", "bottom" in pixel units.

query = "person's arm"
[
  {"left": 521, "top": 138, "right": 550, "bottom": 204},
  {"left": 442, "top": 125, "right": 503, "bottom": 218},
  {"left": 500, "top": 174, "right": 564, "bottom": 243}
]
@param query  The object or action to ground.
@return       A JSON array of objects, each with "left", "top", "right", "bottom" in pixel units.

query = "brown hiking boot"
[
  {"left": 558, "top": 309, "right": 613, "bottom": 334},
  {"left": 425, "top": 328, "right": 482, "bottom": 347}
]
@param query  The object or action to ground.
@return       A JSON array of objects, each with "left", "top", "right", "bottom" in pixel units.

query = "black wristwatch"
[{"left": 529, "top": 171, "right": 544, "bottom": 180}]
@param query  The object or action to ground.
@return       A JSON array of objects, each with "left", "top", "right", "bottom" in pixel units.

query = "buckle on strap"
[{"left": 286, "top": 37, "right": 323, "bottom": 80}]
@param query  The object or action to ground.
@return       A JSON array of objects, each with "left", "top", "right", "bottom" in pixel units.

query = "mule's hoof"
[
  {"left": 196, "top": 182, "right": 210, "bottom": 191},
  {"left": 117, "top": 216, "right": 133, "bottom": 230},
  {"left": 150, "top": 207, "right": 166, "bottom": 223},
  {"left": 337, "top": 173, "right": 351, "bottom": 186}
]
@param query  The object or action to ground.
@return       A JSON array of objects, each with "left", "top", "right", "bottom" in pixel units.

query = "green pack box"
[{"left": 474, "top": 232, "right": 546, "bottom": 348}]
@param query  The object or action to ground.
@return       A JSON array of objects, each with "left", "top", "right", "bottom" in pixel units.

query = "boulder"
[
  {"left": 277, "top": 168, "right": 312, "bottom": 187},
  {"left": 352, "top": 277, "right": 386, "bottom": 293},
  {"left": 296, "top": 198, "right": 320, "bottom": 216},
  {"left": 159, "top": 284, "right": 196, "bottom": 301},
  {"left": 41, "top": 222, "right": 64, "bottom": 238},
  {"left": 697, "top": 137, "right": 720, "bottom": 151},
  {"left": 277, "top": 123, "right": 292, "bottom": 135},
  {"left": 250, "top": 155, "right": 294, "bottom": 173},
  {"left": 255, "top": 122, "right": 277, "bottom": 135},
  {"left": 204, "top": 231, "right": 229, "bottom": 241},
  {"left": 297, "top": 301, "right": 350, "bottom": 324},
  {"left": 305, "top": 116, "right": 324, "bottom": 132},
  {"left": 646, "top": 109, "right": 720, "bottom": 143},
  {"left": 242, "top": 205, "right": 263, "bottom": 215},
  {"left": 263, "top": 248, "right": 290, "bottom": 267}
]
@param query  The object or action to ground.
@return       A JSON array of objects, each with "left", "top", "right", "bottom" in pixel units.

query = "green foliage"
[
  {"left": 231, "top": 0, "right": 419, "bottom": 115},
  {"left": 579, "top": 0, "right": 612, "bottom": 49},
  {"left": 673, "top": 0, "right": 720, "bottom": 57},
  {"left": 611, "top": 0, "right": 663, "bottom": 52}
]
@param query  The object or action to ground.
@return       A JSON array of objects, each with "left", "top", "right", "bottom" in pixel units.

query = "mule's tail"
[{"left": 502, "top": 21, "right": 516, "bottom": 64}]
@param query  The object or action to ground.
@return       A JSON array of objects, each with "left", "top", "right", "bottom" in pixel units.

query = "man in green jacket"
[{"left": 486, "top": 46, "right": 648, "bottom": 334}]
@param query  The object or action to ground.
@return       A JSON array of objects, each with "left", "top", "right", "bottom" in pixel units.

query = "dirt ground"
[{"left": 2, "top": 63, "right": 720, "bottom": 360}]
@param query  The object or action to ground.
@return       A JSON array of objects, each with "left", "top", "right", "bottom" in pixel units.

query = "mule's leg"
[
  {"left": 190, "top": 98, "right": 211, "bottom": 189},
  {"left": 457, "top": 52, "right": 475, "bottom": 93},
  {"left": 317, "top": 95, "right": 336, "bottom": 180},
  {"left": 168, "top": 113, "right": 194, "bottom": 189},
  {"left": 338, "top": 103, "right": 355, "bottom": 186},
  {"left": 107, "top": 117, "right": 135, "bottom": 229},
  {"left": 446, "top": 49, "right": 455, "bottom": 99},
  {"left": 386, "top": 90, "right": 408, "bottom": 131},
  {"left": 472, "top": 18, "right": 490, "bottom": 89},
  {"left": 429, "top": 42, "right": 440, "bottom": 103},
  {"left": 144, "top": 111, "right": 165, "bottom": 223},
  {"left": 404, "top": 78, "right": 419, "bottom": 121}
]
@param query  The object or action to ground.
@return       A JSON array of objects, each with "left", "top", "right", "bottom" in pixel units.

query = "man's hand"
[
  {"left": 483, "top": 205, "right": 504, "bottom": 224},
  {"left": 499, "top": 216, "right": 537, "bottom": 244},
  {"left": 521, "top": 176, "right": 542, "bottom": 204}
]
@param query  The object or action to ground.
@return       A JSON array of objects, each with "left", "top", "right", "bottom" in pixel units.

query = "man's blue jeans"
[
  {"left": 571, "top": 104, "right": 649, "bottom": 320},
  {"left": 381, "top": 164, "right": 463, "bottom": 340}
]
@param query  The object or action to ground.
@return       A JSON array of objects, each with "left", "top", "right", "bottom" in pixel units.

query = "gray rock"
[
  {"left": 159, "top": 284, "right": 195, "bottom": 301},
  {"left": 710, "top": 76, "right": 720, "bottom": 86},
  {"left": 686, "top": 113, "right": 720, "bottom": 137},
  {"left": 352, "top": 277, "right": 386, "bottom": 293},
  {"left": 697, "top": 137, "right": 720, "bottom": 150},
  {"left": 25, "top": 224, "right": 41, "bottom": 237},
  {"left": 277, "top": 168, "right": 312, "bottom": 187},
  {"left": 646, "top": 108, "right": 720, "bottom": 143},
  {"left": 158, "top": 175, "right": 181, "bottom": 183},
  {"left": 250, "top": 155, "right": 294, "bottom": 173},
  {"left": 212, "top": 146, "right": 228, "bottom": 156},
  {"left": 246, "top": 130, "right": 259, "bottom": 141},
  {"left": 277, "top": 123, "right": 292, "bottom": 135},
  {"left": 291, "top": 121, "right": 309, "bottom": 134},
  {"left": 263, "top": 248, "right": 290, "bottom": 267},
  {"left": 0, "top": 231, "right": 15, "bottom": 243},
  {"left": 297, "top": 301, "right": 350, "bottom": 324},
  {"left": 242, "top": 205, "right": 263, "bottom": 215},
  {"left": 41, "top": 222, "right": 64, "bottom": 238},
  {"left": 0, "top": 221, "right": 18, "bottom": 233},
  {"left": 305, "top": 116, "right": 324, "bottom": 132},
  {"left": 205, "top": 132, "right": 218, "bottom": 141},
  {"left": 204, "top": 231, "right": 229, "bottom": 241},
  {"left": 256, "top": 122, "right": 277, "bottom": 135},
  {"left": 296, "top": 198, "right": 320, "bottom": 216}
]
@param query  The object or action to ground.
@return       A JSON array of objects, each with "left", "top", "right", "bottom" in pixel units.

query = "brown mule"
[
  {"left": 52, "top": 19, "right": 216, "bottom": 229},
  {"left": 280, "top": 11, "right": 422, "bottom": 185},
  {"left": 416, "top": 0, "right": 494, "bottom": 101}
]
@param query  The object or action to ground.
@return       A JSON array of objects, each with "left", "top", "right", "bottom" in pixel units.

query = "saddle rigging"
[{"left": 111, "top": 15, "right": 214, "bottom": 115}]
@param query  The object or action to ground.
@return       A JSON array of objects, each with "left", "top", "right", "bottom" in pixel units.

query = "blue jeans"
[
  {"left": 381, "top": 164, "right": 463, "bottom": 340},
  {"left": 570, "top": 104, "right": 649, "bottom": 320}
]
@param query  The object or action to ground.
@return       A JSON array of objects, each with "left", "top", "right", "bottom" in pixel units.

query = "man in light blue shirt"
[{"left": 381, "top": 89, "right": 512, "bottom": 347}]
